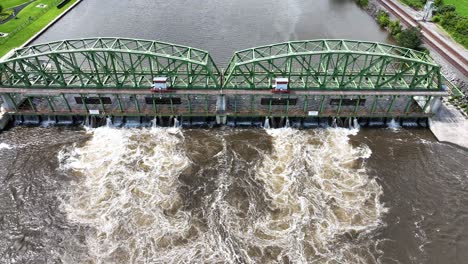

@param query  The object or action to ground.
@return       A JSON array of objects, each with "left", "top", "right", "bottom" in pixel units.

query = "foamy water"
[
  {"left": 253, "top": 128, "right": 386, "bottom": 262},
  {"left": 0, "top": 143, "right": 13, "bottom": 150},
  {"left": 58, "top": 127, "right": 386, "bottom": 263}
]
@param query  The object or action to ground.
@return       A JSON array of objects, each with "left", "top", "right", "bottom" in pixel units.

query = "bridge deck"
[{"left": 0, "top": 88, "right": 447, "bottom": 96}]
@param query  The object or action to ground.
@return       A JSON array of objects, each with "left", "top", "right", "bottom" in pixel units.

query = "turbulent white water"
[
  {"left": 253, "top": 128, "right": 386, "bottom": 263},
  {"left": 0, "top": 143, "right": 13, "bottom": 150},
  {"left": 58, "top": 127, "right": 386, "bottom": 263}
]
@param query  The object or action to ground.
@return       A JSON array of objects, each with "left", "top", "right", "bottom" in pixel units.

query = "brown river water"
[{"left": 1, "top": 0, "right": 467, "bottom": 263}]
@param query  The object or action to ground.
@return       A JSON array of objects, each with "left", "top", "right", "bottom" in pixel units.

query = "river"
[{"left": 1, "top": 0, "right": 467, "bottom": 263}]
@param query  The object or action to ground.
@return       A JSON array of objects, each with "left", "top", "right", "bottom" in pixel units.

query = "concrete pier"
[{"left": 429, "top": 103, "right": 468, "bottom": 149}]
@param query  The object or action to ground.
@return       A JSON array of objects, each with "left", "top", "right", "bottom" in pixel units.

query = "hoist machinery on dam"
[{"left": 0, "top": 38, "right": 462, "bottom": 127}]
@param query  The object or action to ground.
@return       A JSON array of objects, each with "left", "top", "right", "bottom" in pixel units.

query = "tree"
[
  {"left": 0, "top": 5, "right": 3, "bottom": 14},
  {"left": 397, "top": 27, "right": 423, "bottom": 49}
]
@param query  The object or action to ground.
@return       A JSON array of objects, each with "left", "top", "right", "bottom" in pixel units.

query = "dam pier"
[{"left": 0, "top": 38, "right": 462, "bottom": 128}]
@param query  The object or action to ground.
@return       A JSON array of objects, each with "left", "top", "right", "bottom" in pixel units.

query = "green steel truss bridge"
[
  {"left": 224, "top": 40, "right": 443, "bottom": 91},
  {"left": 0, "top": 38, "right": 221, "bottom": 89},
  {"left": 0, "top": 38, "right": 462, "bottom": 122}
]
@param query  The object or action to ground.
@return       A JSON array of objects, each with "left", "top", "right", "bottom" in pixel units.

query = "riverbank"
[
  {"left": 361, "top": 0, "right": 467, "bottom": 105},
  {"left": 358, "top": 0, "right": 468, "bottom": 149},
  {"left": 0, "top": 0, "right": 81, "bottom": 59}
]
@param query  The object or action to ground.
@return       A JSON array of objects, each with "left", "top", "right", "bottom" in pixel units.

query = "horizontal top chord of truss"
[
  {"left": 223, "top": 39, "right": 443, "bottom": 91},
  {"left": 0, "top": 38, "right": 221, "bottom": 89}
]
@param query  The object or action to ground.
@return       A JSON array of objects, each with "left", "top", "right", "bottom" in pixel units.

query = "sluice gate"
[{"left": 0, "top": 38, "right": 462, "bottom": 128}]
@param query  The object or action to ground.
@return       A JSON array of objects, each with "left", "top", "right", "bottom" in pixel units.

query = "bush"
[
  {"left": 435, "top": 5, "right": 456, "bottom": 15},
  {"left": 377, "top": 10, "right": 390, "bottom": 27},
  {"left": 356, "top": 0, "right": 369, "bottom": 7},
  {"left": 0, "top": 5, "right": 3, "bottom": 14},
  {"left": 455, "top": 18, "right": 468, "bottom": 36},
  {"left": 434, "top": 0, "right": 444, "bottom": 6},
  {"left": 439, "top": 11, "right": 458, "bottom": 29},
  {"left": 388, "top": 20, "right": 402, "bottom": 36},
  {"left": 397, "top": 27, "right": 423, "bottom": 49}
]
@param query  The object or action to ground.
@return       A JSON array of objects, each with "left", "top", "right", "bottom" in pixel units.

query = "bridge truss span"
[
  {"left": 223, "top": 39, "right": 443, "bottom": 91},
  {"left": 0, "top": 38, "right": 221, "bottom": 89}
]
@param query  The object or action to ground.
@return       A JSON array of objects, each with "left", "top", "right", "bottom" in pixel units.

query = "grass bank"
[
  {"left": 1, "top": 0, "right": 34, "bottom": 10},
  {"left": 0, "top": 0, "right": 78, "bottom": 58}
]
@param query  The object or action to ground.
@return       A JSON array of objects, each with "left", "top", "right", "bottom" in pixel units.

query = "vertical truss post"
[
  {"left": 61, "top": 94, "right": 72, "bottom": 112},
  {"left": 234, "top": 95, "right": 237, "bottom": 115},
  {"left": 250, "top": 95, "right": 254, "bottom": 114},
  {"left": 422, "top": 96, "right": 433, "bottom": 113},
  {"left": 134, "top": 94, "right": 140, "bottom": 113},
  {"left": 321, "top": 54, "right": 332, "bottom": 89},
  {"left": 170, "top": 95, "right": 175, "bottom": 115},
  {"left": 152, "top": 94, "right": 156, "bottom": 114},
  {"left": 404, "top": 96, "right": 413, "bottom": 115},
  {"left": 303, "top": 95, "right": 308, "bottom": 114},
  {"left": 353, "top": 96, "right": 360, "bottom": 116},
  {"left": 339, "top": 54, "right": 350, "bottom": 88},
  {"left": 27, "top": 96, "right": 36, "bottom": 112},
  {"left": 371, "top": 96, "right": 378, "bottom": 115},
  {"left": 375, "top": 57, "right": 388, "bottom": 88},
  {"left": 187, "top": 95, "right": 192, "bottom": 114},
  {"left": 337, "top": 96, "right": 343, "bottom": 115},
  {"left": 387, "top": 95, "right": 397, "bottom": 113},
  {"left": 97, "top": 94, "right": 105, "bottom": 112},
  {"left": 319, "top": 95, "right": 326, "bottom": 114},
  {"left": 116, "top": 94, "right": 123, "bottom": 113},
  {"left": 46, "top": 96, "right": 55, "bottom": 112},
  {"left": 269, "top": 97, "right": 272, "bottom": 115},
  {"left": 7, "top": 94, "right": 18, "bottom": 111},
  {"left": 357, "top": 54, "right": 370, "bottom": 88},
  {"left": 80, "top": 94, "right": 89, "bottom": 112}
]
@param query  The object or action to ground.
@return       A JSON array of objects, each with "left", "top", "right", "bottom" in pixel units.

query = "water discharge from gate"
[{"left": 58, "top": 126, "right": 386, "bottom": 263}]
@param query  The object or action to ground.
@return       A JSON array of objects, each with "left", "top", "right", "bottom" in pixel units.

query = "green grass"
[
  {"left": 0, "top": 0, "right": 78, "bottom": 58},
  {"left": 1, "top": 0, "right": 33, "bottom": 10},
  {"left": 443, "top": 0, "right": 468, "bottom": 17}
]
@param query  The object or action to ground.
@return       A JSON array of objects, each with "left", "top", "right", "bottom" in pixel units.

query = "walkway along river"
[{"left": 0, "top": 0, "right": 467, "bottom": 263}]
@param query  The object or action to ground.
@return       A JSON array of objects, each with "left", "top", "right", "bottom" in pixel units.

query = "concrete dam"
[{"left": 0, "top": 38, "right": 462, "bottom": 128}]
